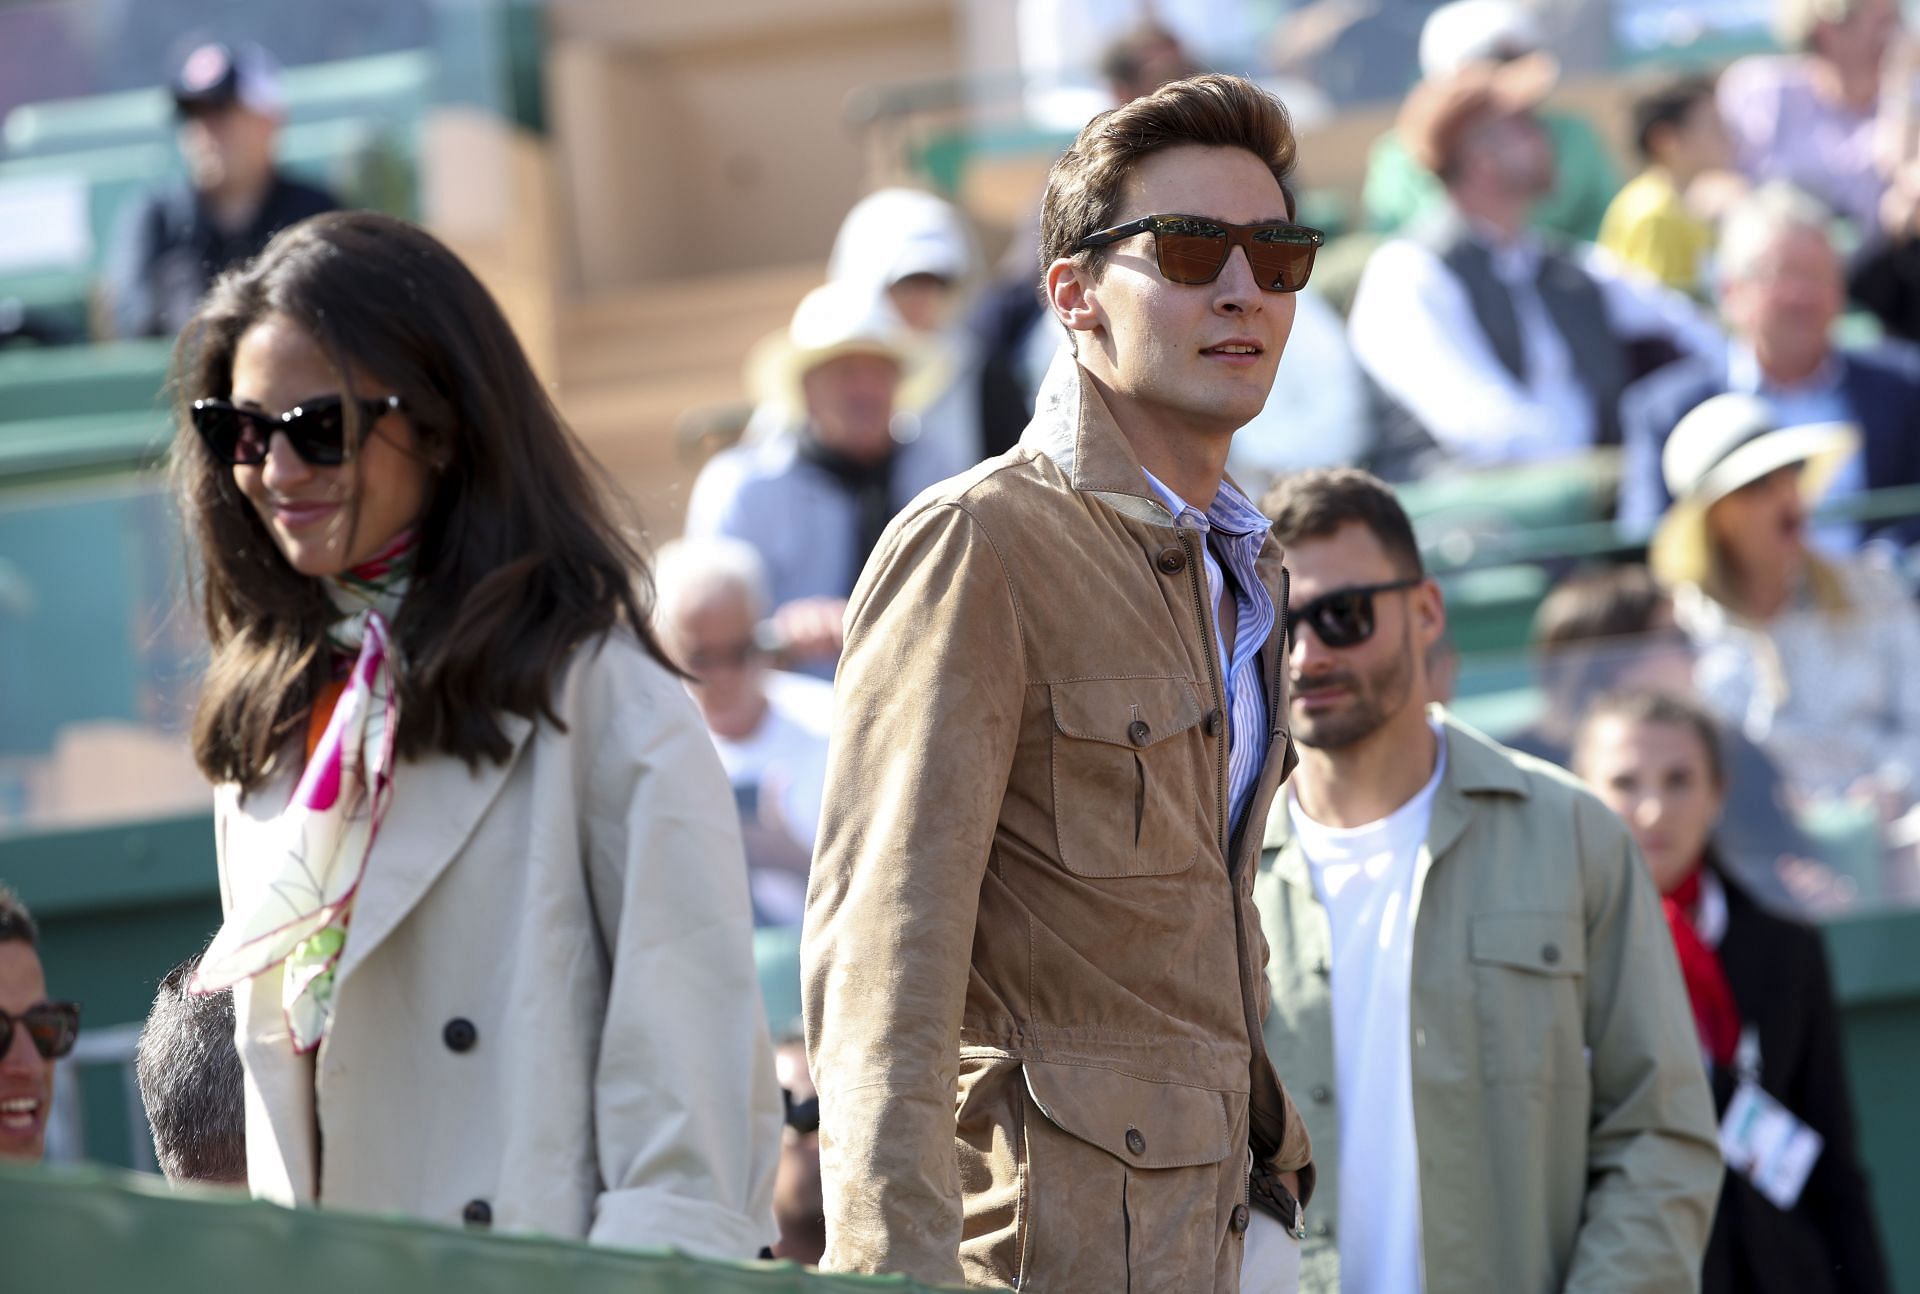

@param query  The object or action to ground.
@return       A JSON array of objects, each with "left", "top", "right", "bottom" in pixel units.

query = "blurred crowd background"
[{"left": 4, "top": 0, "right": 1920, "bottom": 1282}]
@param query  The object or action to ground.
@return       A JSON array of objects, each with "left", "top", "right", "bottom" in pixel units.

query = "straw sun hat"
[{"left": 1648, "top": 392, "right": 1859, "bottom": 587}]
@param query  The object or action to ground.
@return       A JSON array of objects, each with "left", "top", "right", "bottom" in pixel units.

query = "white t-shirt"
[
  {"left": 708, "top": 672, "right": 833, "bottom": 925},
  {"left": 1288, "top": 723, "right": 1448, "bottom": 1294}
]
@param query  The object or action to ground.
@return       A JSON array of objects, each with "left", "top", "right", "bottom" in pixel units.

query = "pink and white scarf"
[{"left": 193, "top": 535, "right": 409, "bottom": 1052}]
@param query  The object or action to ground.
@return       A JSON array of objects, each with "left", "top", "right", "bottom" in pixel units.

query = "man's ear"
[
  {"left": 1045, "top": 256, "right": 1104, "bottom": 338},
  {"left": 1413, "top": 577, "right": 1448, "bottom": 655}
]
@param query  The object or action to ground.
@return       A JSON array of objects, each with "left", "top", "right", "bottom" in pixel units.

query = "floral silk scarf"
[{"left": 193, "top": 533, "right": 412, "bottom": 1052}]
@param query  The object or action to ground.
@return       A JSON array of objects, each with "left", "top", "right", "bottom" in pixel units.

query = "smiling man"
[
  {"left": 804, "top": 74, "right": 1319, "bottom": 1292},
  {"left": 0, "top": 886, "right": 78, "bottom": 1162},
  {"left": 1254, "top": 469, "right": 1721, "bottom": 1294}
]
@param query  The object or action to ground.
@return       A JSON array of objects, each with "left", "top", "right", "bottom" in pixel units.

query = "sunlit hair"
[
  {"left": 1576, "top": 688, "right": 1728, "bottom": 789},
  {"left": 1038, "top": 72, "right": 1297, "bottom": 279},
  {"left": 0, "top": 884, "right": 36, "bottom": 949},
  {"left": 171, "top": 211, "right": 670, "bottom": 787},
  {"left": 1261, "top": 467, "right": 1425, "bottom": 578},
  {"left": 1717, "top": 182, "right": 1833, "bottom": 286}
]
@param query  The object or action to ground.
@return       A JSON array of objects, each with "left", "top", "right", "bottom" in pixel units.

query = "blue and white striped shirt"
[{"left": 1142, "top": 470, "right": 1275, "bottom": 833}]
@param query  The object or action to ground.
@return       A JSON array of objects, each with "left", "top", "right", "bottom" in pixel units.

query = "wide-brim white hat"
[
  {"left": 1649, "top": 392, "right": 1859, "bottom": 587},
  {"left": 745, "top": 281, "right": 945, "bottom": 418}
]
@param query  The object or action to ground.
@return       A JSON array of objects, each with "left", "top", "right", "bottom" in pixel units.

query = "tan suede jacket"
[{"left": 804, "top": 351, "right": 1312, "bottom": 1291}]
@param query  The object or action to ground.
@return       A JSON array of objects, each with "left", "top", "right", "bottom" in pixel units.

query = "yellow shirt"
[{"left": 1598, "top": 169, "right": 1715, "bottom": 295}]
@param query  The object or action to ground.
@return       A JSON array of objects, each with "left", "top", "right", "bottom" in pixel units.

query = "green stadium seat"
[{"left": 0, "top": 338, "right": 173, "bottom": 423}]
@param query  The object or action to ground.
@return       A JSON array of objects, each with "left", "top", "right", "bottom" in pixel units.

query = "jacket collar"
[
  {"left": 1019, "top": 347, "right": 1178, "bottom": 523},
  {"left": 1262, "top": 708, "right": 1528, "bottom": 887}
]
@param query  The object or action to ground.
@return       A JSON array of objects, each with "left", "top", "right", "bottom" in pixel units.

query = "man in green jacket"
[{"left": 1254, "top": 468, "right": 1721, "bottom": 1293}]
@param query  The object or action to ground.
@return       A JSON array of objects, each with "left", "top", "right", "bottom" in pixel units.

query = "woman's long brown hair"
[{"left": 172, "top": 211, "right": 670, "bottom": 788}]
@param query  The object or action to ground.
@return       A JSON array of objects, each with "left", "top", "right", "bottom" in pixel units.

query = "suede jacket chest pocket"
[{"left": 1049, "top": 676, "right": 1210, "bottom": 878}]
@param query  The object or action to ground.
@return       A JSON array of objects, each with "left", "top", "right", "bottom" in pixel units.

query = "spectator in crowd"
[
  {"left": 1719, "top": 0, "right": 1902, "bottom": 234},
  {"left": 1599, "top": 74, "right": 1734, "bottom": 295},
  {"left": 805, "top": 75, "right": 1317, "bottom": 1291},
  {"left": 135, "top": 954, "right": 245, "bottom": 1187},
  {"left": 101, "top": 42, "right": 338, "bottom": 339},
  {"left": 1650, "top": 392, "right": 1920, "bottom": 806},
  {"left": 654, "top": 537, "right": 833, "bottom": 927},
  {"left": 1509, "top": 563, "right": 1820, "bottom": 914},
  {"left": 1016, "top": 0, "right": 1265, "bottom": 129},
  {"left": 0, "top": 886, "right": 77, "bottom": 1162},
  {"left": 1347, "top": 52, "right": 1721, "bottom": 474},
  {"left": 1621, "top": 183, "right": 1920, "bottom": 542},
  {"left": 1255, "top": 469, "right": 1722, "bottom": 1294},
  {"left": 1099, "top": 19, "right": 1202, "bottom": 103},
  {"left": 1574, "top": 691, "right": 1892, "bottom": 1294},
  {"left": 687, "top": 282, "right": 947, "bottom": 675},
  {"left": 173, "top": 211, "right": 779, "bottom": 1253},
  {"left": 828, "top": 187, "right": 985, "bottom": 472},
  {"left": 1361, "top": 0, "right": 1620, "bottom": 243}
]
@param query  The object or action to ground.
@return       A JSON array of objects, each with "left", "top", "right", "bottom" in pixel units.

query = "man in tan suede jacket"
[{"left": 803, "top": 75, "right": 1322, "bottom": 1292}]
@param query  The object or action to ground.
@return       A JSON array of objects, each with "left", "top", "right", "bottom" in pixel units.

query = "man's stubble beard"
[{"left": 1291, "top": 622, "right": 1417, "bottom": 752}]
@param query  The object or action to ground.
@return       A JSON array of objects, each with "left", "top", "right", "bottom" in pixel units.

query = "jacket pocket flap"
[
  {"left": 1469, "top": 913, "right": 1584, "bottom": 976},
  {"left": 1049, "top": 677, "right": 1205, "bottom": 748},
  {"left": 1022, "top": 1058, "right": 1235, "bottom": 1169}
]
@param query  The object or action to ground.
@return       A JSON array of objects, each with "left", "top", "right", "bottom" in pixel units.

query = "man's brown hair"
[
  {"left": 1038, "top": 73, "right": 1297, "bottom": 276},
  {"left": 1262, "top": 468, "right": 1425, "bottom": 577}
]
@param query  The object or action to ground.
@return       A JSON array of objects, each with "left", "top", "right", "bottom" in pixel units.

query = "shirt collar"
[
  {"left": 1140, "top": 468, "right": 1272, "bottom": 541},
  {"left": 1727, "top": 342, "right": 1842, "bottom": 397}
]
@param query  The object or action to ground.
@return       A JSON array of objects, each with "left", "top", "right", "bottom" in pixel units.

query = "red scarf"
[{"left": 1662, "top": 868, "right": 1741, "bottom": 1068}]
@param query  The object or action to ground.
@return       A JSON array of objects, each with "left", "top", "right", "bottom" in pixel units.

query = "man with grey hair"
[
  {"left": 1620, "top": 182, "right": 1920, "bottom": 545},
  {"left": 136, "top": 954, "right": 245, "bottom": 1185},
  {"left": 653, "top": 537, "right": 833, "bottom": 925}
]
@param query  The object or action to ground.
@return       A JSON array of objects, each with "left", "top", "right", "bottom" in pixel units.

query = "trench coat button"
[
  {"left": 1125, "top": 1127, "right": 1147, "bottom": 1155},
  {"left": 462, "top": 1199, "right": 492, "bottom": 1228},
  {"left": 1312, "top": 958, "right": 1330, "bottom": 980},
  {"left": 443, "top": 1018, "right": 478, "bottom": 1053},
  {"left": 1229, "top": 1203, "right": 1251, "bottom": 1234},
  {"left": 1156, "top": 546, "right": 1186, "bottom": 574},
  {"left": 1127, "top": 719, "right": 1152, "bottom": 746},
  {"left": 1310, "top": 1084, "right": 1332, "bottom": 1104},
  {"left": 1541, "top": 943, "right": 1561, "bottom": 966},
  {"left": 1204, "top": 707, "right": 1223, "bottom": 737}
]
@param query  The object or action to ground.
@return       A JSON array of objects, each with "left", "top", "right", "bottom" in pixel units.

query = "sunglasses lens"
[
  {"left": 1312, "top": 592, "right": 1375, "bottom": 648},
  {"left": 193, "top": 403, "right": 267, "bottom": 465},
  {"left": 24, "top": 1009, "right": 75, "bottom": 1060},
  {"left": 1155, "top": 231, "right": 1230, "bottom": 285},
  {"left": 286, "top": 401, "right": 350, "bottom": 466},
  {"left": 1247, "top": 238, "right": 1317, "bottom": 292}
]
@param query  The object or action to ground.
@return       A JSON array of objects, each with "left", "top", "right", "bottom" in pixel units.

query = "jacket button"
[
  {"left": 1127, "top": 719, "right": 1152, "bottom": 746},
  {"left": 462, "top": 1199, "right": 492, "bottom": 1228},
  {"left": 1125, "top": 1127, "right": 1146, "bottom": 1155},
  {"left": 1310, "top": 1084, "right": 1331, "bottom": 1103},
  {"left": 1312, "top": 959, "right": 1330, "bottom": 980},
  {"left": 1541, "top": 943, "right": 1561, "bottom": 966},
  {"left": 443, "top": 1018, "right": 478, "bottom": 1052},
  {"left": 1204, "top": 707, "right": 1223, "bottom": 737},
  {"left": 1313, "top": 1219, "right": 1333, "bottom": 1238},
  {"left": 1156, "top": 546, "right": 1186, "bottom": 574},
  {"left": 1229, "top": 1203, "right": 1251, "bottom": 1234}
]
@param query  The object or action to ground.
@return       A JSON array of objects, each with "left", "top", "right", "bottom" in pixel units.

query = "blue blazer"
[{"left": 1618, "top": 342, "right": 1920, "bottom": 546}]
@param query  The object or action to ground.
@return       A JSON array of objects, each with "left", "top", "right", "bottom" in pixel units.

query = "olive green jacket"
[
  {"left": 1256, "top": 713, "right": 1722, "bottom": 1294},
  {"left": 805, "top": 349, "right": 1312, "bottom": 1291}
]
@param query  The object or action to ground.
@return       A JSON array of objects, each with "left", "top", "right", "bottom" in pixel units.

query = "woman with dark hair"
[
  {"left": 175, "top": 211, "right": 780, "bottom": 1254},
  {"left": 1574, "top": 691, "right": 1889, "bottom": 1294}
]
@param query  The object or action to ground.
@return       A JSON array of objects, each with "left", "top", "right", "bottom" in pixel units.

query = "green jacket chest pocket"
[
  {"left": 1049, "top": 677, "right": 1210, "bottom": 878},
  {"left": 1468, "top": 912, "right": 1587, "bottom": 1087}
]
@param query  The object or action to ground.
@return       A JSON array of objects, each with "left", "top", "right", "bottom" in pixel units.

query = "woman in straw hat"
[{"left": 1651, "top": 391, "right": 1920, "bottom": 806}]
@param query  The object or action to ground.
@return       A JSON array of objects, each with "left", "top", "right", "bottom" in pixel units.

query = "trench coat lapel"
[{"left": 329, "top": 712, "right": 535, "bottom": 993}]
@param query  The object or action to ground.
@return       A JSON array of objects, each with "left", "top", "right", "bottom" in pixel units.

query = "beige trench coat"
[
  {"left": 804, "top": 351, "right": 1313, "bottom": 1291},
  {"left": 1257, "top": 713, "right": 1723, "bottom": 1293},
  {"left": 218, "top": 631, "right": 781, "bottom": 1258}
]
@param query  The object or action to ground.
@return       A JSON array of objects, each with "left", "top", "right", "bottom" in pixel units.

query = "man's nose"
[{"left": 1212, "top": 246, "right": 1263, "bottom": 313}]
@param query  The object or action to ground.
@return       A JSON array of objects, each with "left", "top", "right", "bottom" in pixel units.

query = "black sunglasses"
[
  {"left": 0, "top": 1001, "right": 80, "bottom": 1061},
  {"left": 1074, "top": 213, "right": 1325, "bottom": 292},
  {"left": 1288, "top": 577, "right": 1424, "bottom": 650},
  {"left": 191, "top": 394, "right": 404, "bottom": 467}
]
